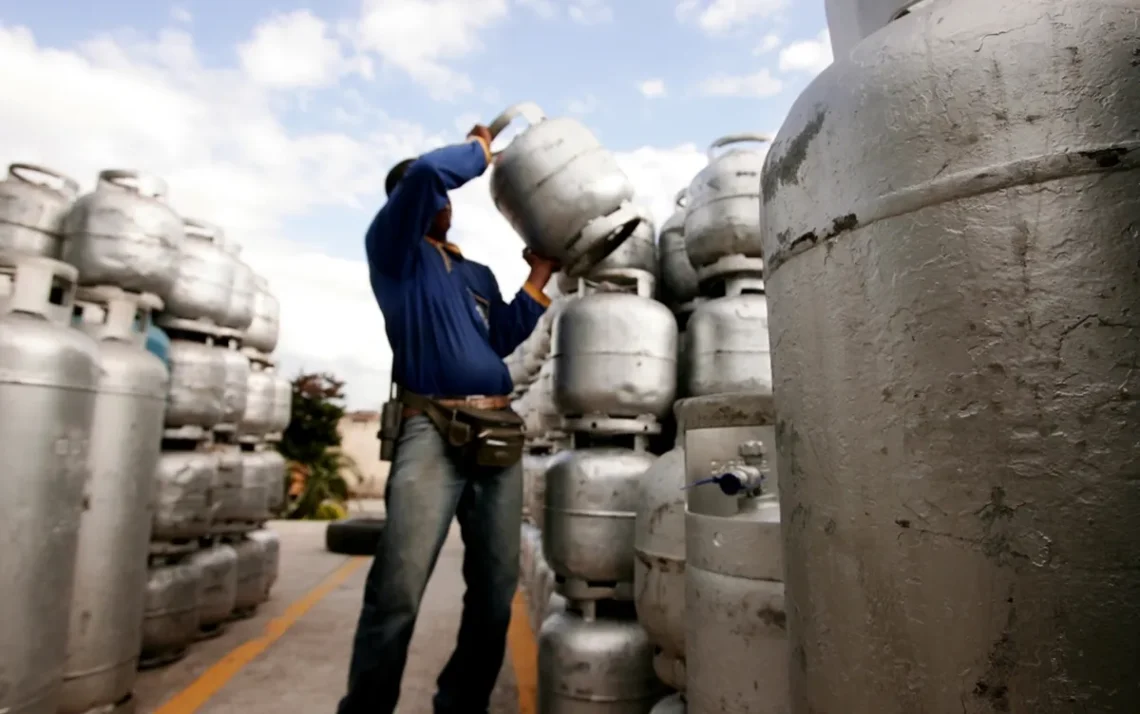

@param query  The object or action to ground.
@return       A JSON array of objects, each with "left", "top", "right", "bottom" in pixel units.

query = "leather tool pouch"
[
  {"left": 404, "top": 392, "right": 525, "bottom": 468},
  {"left": 377, "top": 369, "right": 403, "bottom": 463}
]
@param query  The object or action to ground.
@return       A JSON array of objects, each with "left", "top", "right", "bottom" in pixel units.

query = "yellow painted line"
[
  {"left": 508, "top": 589, "right": 538, "bottom": 714},
  {"left": 154, "top": 557, "right": 369, "bottom": 714}
]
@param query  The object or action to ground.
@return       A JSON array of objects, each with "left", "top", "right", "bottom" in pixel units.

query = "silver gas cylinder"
[
  {"left": 544, "top": 440, "right": 656, "bottom": 601},
  {"left": 61, "top": 287, "right": 169, "bottom": 714},
  {"left": 633, "top": 446, "right": 687, "bottom": 692},
  {"left": 220, "top": 242, "right": 255, "bottom": 331},
  {"left": 552, "top": 272, "right": 677, "bottom": 420},
  {"left": 650, "top": 694, "right": 686, "bottom": 714},
  {"left": 556, "top": 211, "right": 658, "bottom": 294},
  {"left": 219, "top": 342, "right": 251, "bottom": 426},
  {"left": 538, "top": 601, "right": 665, "bottom": 714},
  {"left": 0, "top": 163, "right": 79, "bottom": 260},
  {"left": 676, "top": 392, "right": 785, "bottom": 714},
  {"left": 658, "top": 189, "right": 698, "bottom": 308},
  {"left": 165, "top": 331, "right": 226, "bottom": 428},
  {"left": 269, "top": 370, "right": 292, "bottom": 434},
  {"left": 139, "top": 556, "right": 201, "bottom": 668},
  {"left": 152, "top": 448, "right": 217, "bottom": 543},
  {"left": 248, "top": 529, "right": 281, "bottom": 599},
  {"left": 488, "top": 102, "right": 643, "bottom": 276},
  {"left": 762, "top": 2, "right": 1140, "bottom": 711},
  {"left": 62, "top": 169, "right": 184, "bottom": 297},
  {"left": 164, "top": 218, "right": 234, "bottom": 325},
  {"left": 0, "top": 257, "right": 99, "bottom": 714},
  {"left": 188, "top": 544, "right": 238, "bottom": 633},
  {"left": 523, "top": 449, "right": 555, "bottom": 526},
  {"left": 237, "top": 449, "right": 271, "bottom": 524},
  {"left": 210, "top": 443, "right": 245, "bottom": 531},
  {"left": 260, "top": 448, "right": 287, "bottom": 515},
  {"left": 683, "top": 135, "right": 769, "bottom": 272},
  {"left": 239, "top": 359, "right": 277, "bottom": 436},
  {"left": 244, "top": 275, "right": 280, "bottom": 354},
  {"left": 683, "top": 274, "right": 771, "bottom": 397},
  {"left": 232, "top": 537, "right": 269, "bottom": 612},
  {"left": 824, "top": 0, "right": 926, "bottom": 57}
]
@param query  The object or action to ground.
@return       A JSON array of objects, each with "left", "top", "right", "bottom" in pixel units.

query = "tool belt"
[{"left": 401, "top": 391, "right": 525, "bottom": 468}]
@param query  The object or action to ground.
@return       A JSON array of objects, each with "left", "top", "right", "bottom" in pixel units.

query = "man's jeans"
[{"left": 337, "top": 415, "right": 522, "bottom": 714}]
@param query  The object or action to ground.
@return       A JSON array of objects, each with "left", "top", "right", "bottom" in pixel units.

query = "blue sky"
[{"left": 0, "top": 0, "right": 833, "bottom": 405}]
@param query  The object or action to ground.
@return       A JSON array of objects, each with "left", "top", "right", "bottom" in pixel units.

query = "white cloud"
[
  {"left": 568, "top": 0, "right": 613, "bottom": 24},
  {"left": 699, "top": 69, "right": 783, "bottom": 98},
  {"left": 239, "top": 10, "right": 369, "bottom": 89},
  {"left": 566, "top": 94, "right": 599, "bottom": 115},
  {"left": 754, "top": 33, "right": 781, "bottom": 54},
  {"left": 352, "top": 0, "right": 509, "bottom": 99},
  {"left": 676, "top": 0, "right": 788, "bottom": 34},
  {"left": 638, "top": 78, "right": 667, "bottom": 98},
  {"left": 518, "top": 0, "right": 557, "bottom": 17},
  {"left": 778, "top": 29, "right": 833, "bottom": 75},
  {"left": 0, "top": 19, "right": 700, "bottom": 407},
  {"left": 170, "top": 6, "right": 192, "bottom": 24}
]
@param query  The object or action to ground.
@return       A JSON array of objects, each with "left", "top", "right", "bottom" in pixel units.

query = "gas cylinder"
[
  {"left": 165, "top": 332, "right": 226, "bottom": 428},
  {"left": 824, "top": 0, "right": 926, "bottom": 57},
  {"left": 210, "top": 444, "right": 245, "bottom": 531},
  {"left": 0, "top": 162, "right": 79, "bottom": 260},
  {"left": 762, "top": 2, "right": 1140, "bottom": 711},
  {"left": 245, "top": 275, "right": 280, "bottom": 354},
  {"left": 683, "top": 135, "right": 769, "bottom": 272},
  {"left": 139, "top": 556, "right": 201, "bottom": 669},
  {"left": 658, "top": 189, "right": 697, "bottom": 307},
  {"left": 0, "top": 257, "right": 99, "bottom": 714},
  {"left": 557, "top": 212, "right": 658, "bottom": 294},
  {"left": 239, "top": 361, "right": 276, "bottom": 436},
  {"left": 269, "top": 370, "right": 292, "bottom": 433},
  {"left": 152, "top": 449, "right": 216, "bottom": 542},
  {"left": 248, "top": 529, "right": 281, "bottom": 599},
  {"left": 683, "top": 274, "right": 771, "bottom": 397},
  {"left": 219, "top": 343, "right": 251, "bottom": 426},
  {"left": 260, "top": 448, "right": 287, "bottom": 515},
  {"left": 232, "top": 537, "right": 269, "bottom": 612},
  {"left": 164, "top": 218, "right": 234, "bottom": 325},
  {"left": 188, "top": 545, "right": 238, "bottom": 634},
  {"left": 220, "top": 242, "right": 255, "bottom": 331}
]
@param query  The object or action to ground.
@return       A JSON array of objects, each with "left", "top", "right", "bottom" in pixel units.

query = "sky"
[{"left": 0, "top": 0, "right": 833, "bottom": 409}]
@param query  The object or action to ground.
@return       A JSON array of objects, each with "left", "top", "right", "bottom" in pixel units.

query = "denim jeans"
[{"left": 337, "top": 415, "right": 522, "bottom": 714}]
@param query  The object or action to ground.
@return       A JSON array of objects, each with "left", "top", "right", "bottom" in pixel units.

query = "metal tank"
[
  {"left": 556, "top": 212, "right": 658, "bottom": 294},
  {"left": 240, "top": 361, "right": 277, "bottom": 436},
  {"left": 188, "top": 545, "right": 238, "bottom": 635},
  {"left": 139, "top": 557, "right": 201, "bottom": 668},
  {"left": 761, "top": 2, "right": 1140, "bottom": 712},
  {"left": 219, "top": 343, "right": 251, "bottom": 426},
  {"left": 260, "top": 448, "right": 288, "bottom": 515},
  {"left": 269, "top": 370, "right": 292, "bottom": 434},
  {"left": 658, "top": 189, "right": 698, "bottom": 308},
  {"left": 211, "top": 444, "right": 245, "bottom": 530},
  {"left": 245, "top": 275, "right": 280, "bottom": 354},
  {"left": 538, "top": 602, "right": 665, "bottom": 713},
  {"left": 523, "top": 449, "right": 555, "bottom": 527},
  {"left": 683, "top": 274, "right": 771, "bottom": 397},
  {"left": 544, "top": 445, "right": 655, "bottom": 601},
  {"left": 165, "top": 218, "right": 234, "bottom": 325},
  {"left": 633, "top": 446, "right": 687, "bottom": 693},
  {"left": 552, "top": 275, "right": 677, "bottom": 419},
  {"left": 683, "top": 135, "right": 769, "bottom": 272},
  {"left": 0, "top": 257, "right": 99, "bottom": 714},
  {"left": 238, "top": 449, "right": 271, "bottom": 524},
  {"left": 249, "top": 529, "right": 281, "bottom": 599},
  {"left": 61, "top": 287, "right": 169, "bottom": 714},
  {"left": 166, "top": 333, "right": 226, "bottom": 428},
  {"left": 0, "top": 163, "right": 79, "bottom": 260},
  {"left": 152, "top": 449, "right": 216, "bottom": 543},
  {"left": 488, "top": 102, "right": 643, "bottom": 276},
  {"left": 220, "top": 242, "right": 255, "bottom": 331},
  {"left": 62, "top": 169, "right": 184, "bottom": 297},
  {"left": 824, "top": 0, "right": 926, "bottom": 58},
  {"left": 677, "top": 393, "right": 785, "bottom": 714},
  {"left": 232, "top": 537, "right": 269, "bottom": 613}
]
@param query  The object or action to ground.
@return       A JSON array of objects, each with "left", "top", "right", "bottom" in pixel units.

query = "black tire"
[{"left": 325, "top": 517, "right": 386, "bottom": 556}]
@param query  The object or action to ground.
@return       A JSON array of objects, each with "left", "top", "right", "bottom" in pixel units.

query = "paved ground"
[{"left": 135, "top": 515, "right": 527, "bottom": 714}]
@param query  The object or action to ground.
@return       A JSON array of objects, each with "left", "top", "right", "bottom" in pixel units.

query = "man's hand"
[
  {"left": 523, "top": 248, "right": 560, "bottom": 288},
  {"left": 467, "top": 124, "right": 493, "bottom": 147}
]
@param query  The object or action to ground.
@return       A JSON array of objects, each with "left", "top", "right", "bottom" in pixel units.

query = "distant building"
[{"left": 338, "top": 410, "right": 389, "bottom": 498}]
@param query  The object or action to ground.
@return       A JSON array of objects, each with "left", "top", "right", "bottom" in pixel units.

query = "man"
[{"left": 338, "top": 125, "right": 558, "bottom": 714}]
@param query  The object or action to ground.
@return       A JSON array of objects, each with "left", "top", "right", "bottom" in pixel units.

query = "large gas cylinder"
[
  {"left": 188, "top": 545, "right": 238, "bottom": 633},
  {"left": 658, "top": 189, "right": 697, "bottom": 308},
  {"left": 245, "top": 275, "right": 280, "bottom": 354},
  {"left": 260, "top": 448, "right": 287, "bottom": 515},
  {"left": 219, "top": 343, "right": 251, "bottom": 426},
  {"left": 0, "top": 162, "right": 79, "bottom": 260},
  {"left": 164, "top": 218, "right": 234, "bottom": 325},
  {"left": 237, "top": 449, "right": 271, "bottom": 524},
  {"left": 761, "top": 2, "right": 1140, "bottom": 711},
  {"left": 677, "top": 392, "right": 785, "bottom": 714},
  {"left": 165, "top": 332, "right": 226, "bottom": 428},
  {"left": 683, "top": 274, "right": 771, "bottom": 397},
  {"left": 62, "top": 169, "right": 184, "bottom": 297},
  {"left": 538, "top": 601, "right": 665, "bottom": 713},
  {"left": 232, "top": 537, "right": 269, "bottom": 612},
  {"left": 239, "top": 361, "right": 277, "bottom": 436},
  {"left": 210, "top": 444, "right": 245, "bottom": 530},
  {"left": 552, "top": 275, "right": 677, "bottom": 419},
  {"left": 61, "top": 287, "right": 169, "bottom": 714},
  {"left": 139, "top": 556, "right": 201, "bottom": 668},
  {"left": 152, "top": 449, "right": 216, "bottom": 542},
  {"left": 684, "top": 135, "right": 769, "bottom": 272},
  {"left": 0, "top": 257, "right": 99, "bottom": 714},
  {"left": 633, "top": 446, "right": 687, "bottom": 692},
  {"left": 488, "top": 102, "right": 643, "bottom": 276},
  {"left": 220, "top": 242, "right": 255, "bottom": 331},
  {"left": 557, "top": 212, "right": 658, "bottom": 294},
  {"left": 248, "top": 529, "right": 281, "bottom": 599},
  {"left": 544, "top": 445, "right": 655, "bottom": 601}
]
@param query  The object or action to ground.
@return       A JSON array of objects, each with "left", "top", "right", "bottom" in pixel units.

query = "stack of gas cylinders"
[{"left": 0, "top": 164, "right": 289, "bottom": 714}]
